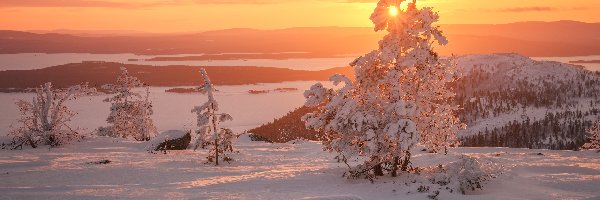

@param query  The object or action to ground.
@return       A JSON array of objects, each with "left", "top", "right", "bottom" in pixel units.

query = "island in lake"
[{"left": 0, "top": 61, "right": 352, "bottom": 92}]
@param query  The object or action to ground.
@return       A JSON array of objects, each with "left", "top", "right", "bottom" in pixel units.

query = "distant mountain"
[
  {"left": 0, "top": 27, "right": 379, "bottom": 56},
  {"left": 27, "top": 29, "right": 160, "bottom": 37},
  {"left": 2, "top": 21, "right": 600, "bottom": 56},
  {"left": 247, "top": 54, "right": 600, "bottom": 149},
  {"left": 0, "top": 62, "right": 353, "bottom": 92}
]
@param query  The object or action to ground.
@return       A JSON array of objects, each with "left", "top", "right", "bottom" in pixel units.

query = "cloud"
[
  {"left": 0, "top": 0, "right": 165, "bottom": 8},
  {"left": 341, "top": 0, "right": 433, "bottom": 3},
  {"left": 0, "top": 0, "right": 289, "bottom": 8},
  {"left": 187, "top": 0, "right": 284, "bottom": 5},
  {"left": 0, "top": 0, "right": 397, "bottom": 10},
  {"left": 496, "top": 7, "right": 555, "bottom": 12},
  {"left": 342, "top": 0, "right": 375, "bottom": 2},
  {"left": 491, "top": 6, "right": 589, "bottom": 13}
]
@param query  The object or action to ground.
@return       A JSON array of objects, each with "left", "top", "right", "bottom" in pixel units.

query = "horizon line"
[{"left": 6, "top": 20, "right": 597, "bottom": 36}]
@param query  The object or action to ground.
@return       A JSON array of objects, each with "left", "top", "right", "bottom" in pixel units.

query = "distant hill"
[
  {"left": 0, "top": 28, "right": 378, "bottom": 56},
  {"left": 454, "top": 54, "right": 600, "bottom": 150},
  {"left": 247, "top": 54, "right": 600, "bottom": 149},
  {"left": 248, "top": 106, "right": 324, "bottom": 143},
  {"left": 0, "top": 62, "right": 353, "bottom": 92},
  {"left": 2, "top": 21, "right": 600, "bottom": 57}
]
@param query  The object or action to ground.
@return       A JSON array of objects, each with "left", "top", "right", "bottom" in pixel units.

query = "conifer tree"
[
  {"left": 98, "top": 67, "right": 157, "bottom": 141},
  {"left": 191, "top": 69, "right": 235, "bottom": 165},
  {"left": 583, "top": 120, "right": 600, "bottom": 149},
  {"left": 303, "top": 0, "right": 463, "bottom": 178}
]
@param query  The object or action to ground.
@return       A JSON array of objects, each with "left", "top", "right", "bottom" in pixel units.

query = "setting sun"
[{"left": 389, "top": 6, "right": 399, "bottom": 16}]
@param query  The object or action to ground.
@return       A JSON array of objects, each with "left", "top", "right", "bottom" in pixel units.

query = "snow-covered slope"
[
  {"left": 455, "top": 53, "right": 588, "bottom": 89},
  {"left": 454, "top": 54, "right": 600, "bottom": 149}
]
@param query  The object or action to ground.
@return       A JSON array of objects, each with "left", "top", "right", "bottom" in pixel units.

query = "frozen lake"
[
  {"left": 0, "top": 82, "right": 326, "bottom": 138},
  {"left": 1, "top": 53, "right": 599, "bottom": 72},
  {"left": 532, "top": 55, "right": 600, "bottom": 72}
]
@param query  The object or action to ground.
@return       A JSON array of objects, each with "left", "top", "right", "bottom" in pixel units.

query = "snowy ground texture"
[{"left": 0, "top": 135, "right": 599, "bottom": 200}]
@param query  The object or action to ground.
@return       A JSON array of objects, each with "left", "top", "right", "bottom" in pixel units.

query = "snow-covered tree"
[
  {"left": 303, "top": 0, "right": 464, "bottom": 178},
  {"left": 583, "top": 120, "right": 600, "bottom": 149},
  {"left": 98, "top": 67, "right": 157, "bottom": 141},
  {"left": 8, "top": 82, "right": 95, "bottom": 149},
  {"left": 191, "top": 69, "right": 235, "bottom": 165}
]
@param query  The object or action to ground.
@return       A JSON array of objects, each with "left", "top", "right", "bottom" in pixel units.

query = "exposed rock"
[
  {"left": 87, "top": 159, "right": 111, "bottom": 165},
  {"left": 147, "top": 130, "right": 192, "bottom": 152},
  {"left": 154, "top": 132, "right": 191, "bottom": 151}
]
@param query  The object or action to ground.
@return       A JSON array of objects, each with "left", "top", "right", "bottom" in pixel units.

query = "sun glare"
[{"left": 388, "top": 6, "right": 399, "bottom": 16}]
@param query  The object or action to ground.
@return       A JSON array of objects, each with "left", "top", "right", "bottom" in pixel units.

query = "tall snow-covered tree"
[
  {"left": 9, "top": 82, "right": 95, "bottom": 149},
  {"left": 303, "top": 0, "right": 464, "bottom": 178},
  {"left": 191, "top": 69, "right": 235, "bottom": 165},
  {"left": 98, "top": 67, "right": 157, "bottom": 141},
  {"left": 583, "top": 120, "right": 600, "bottom": 149}
]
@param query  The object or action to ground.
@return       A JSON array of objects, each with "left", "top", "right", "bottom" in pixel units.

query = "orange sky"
[{"left": 1, "top": 0, "right": 599, "bottom": 33}]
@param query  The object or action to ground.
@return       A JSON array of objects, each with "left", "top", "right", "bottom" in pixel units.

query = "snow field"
[{"left": 0, "top": 136, "right": 598, "bottom": 199}]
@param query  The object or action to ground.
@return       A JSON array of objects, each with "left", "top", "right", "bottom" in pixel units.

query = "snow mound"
[{"left": 236, "top": 133, "right": 254, "bottom": 143}]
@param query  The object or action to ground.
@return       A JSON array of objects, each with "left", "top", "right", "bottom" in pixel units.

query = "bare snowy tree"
[
  {"left": 191, "top": 69, "right": 236, "bottom": 165},
  {"left": 8, "top": 82, "right": 95, "bottom": 149},
  {"left": 98, "top": 67, "right": 157, "bottom": 141},
  {"left": 303, "top": 0, "right": 464, "bottom": 179},
  {"left": 582, "top": 120, "right": 600, "bottom": 149}
]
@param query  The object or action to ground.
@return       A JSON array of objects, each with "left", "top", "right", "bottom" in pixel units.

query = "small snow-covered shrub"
[
  {"left": 8, "top": 82, "right": 95, "bottom": 149},
  {"left": 191, "top": 69, "right": 237, "bottom": 165},
  {"left": 417, "top": 185, "right": 430, "bottom": 193},
  {"left": 582, "top": 120, "right": 600, "bottom": 149},
  {"left": 98, "top": 67, "right": 157, "bottom": 141},
  {"left": 430, "top": 155, "right": 491, "bottom": 194},
  {"left": 427, "top": 190, "right": 440, "bottom": 200}
]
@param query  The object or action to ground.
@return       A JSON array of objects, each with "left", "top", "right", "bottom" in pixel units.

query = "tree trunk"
[
  {"left": 210, "top": 104, "right": 219, "bottom": 166},
  {"left": 444, "top": 135, "right": 449, "bottom": 155},
  {"left": 373, "top": 163, "right": 384, "bottom": 176},
  {"left": 215, "top": 137, "right": 219, "bottom": 165},
  {"left": 391, "top": 156, "right": 399, "bottom": 177},
  {"left": 400, "top": 151, "right": 411, "bottom": 171},
  {"left": 28, "top": 138, "right": 37, "bottom": 149}
]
